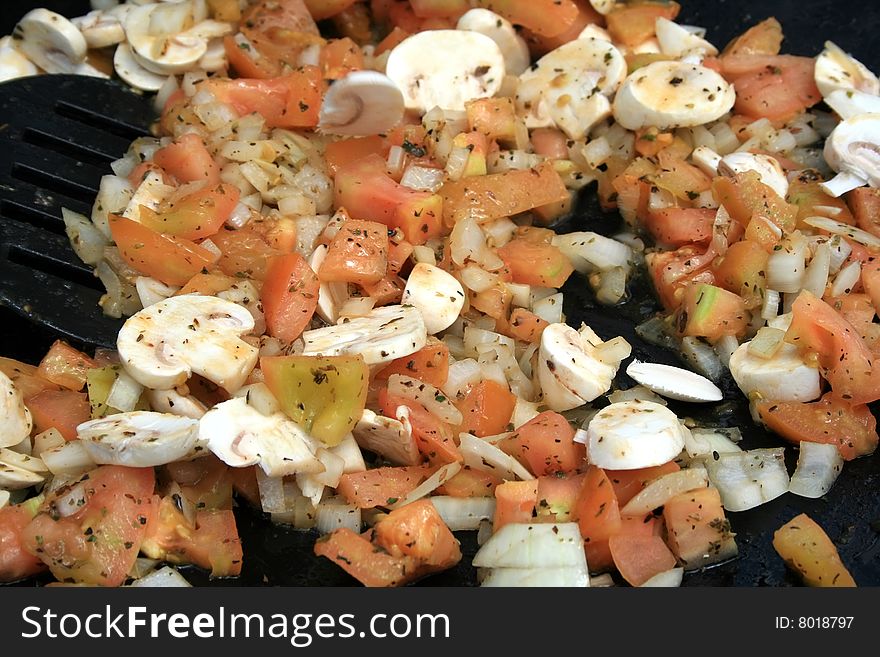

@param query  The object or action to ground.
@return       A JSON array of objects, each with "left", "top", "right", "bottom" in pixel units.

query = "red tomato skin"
[{"left": 261, "top": 253, "right": 320, "bottom": 343}]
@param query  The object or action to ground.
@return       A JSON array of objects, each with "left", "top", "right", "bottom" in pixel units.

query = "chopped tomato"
[
  {"left": 862, "top": 259, "right": 880, "bottom": 312},
  {"left": 723, "top": 17, "right": 783, "bottom": 56},
  {"left": 645, "top": 207, "right": 715, "bottom": 246},
  {"left": 261, "top": 253, "right": 320, "bottom": 342},
  {"left": 151, "top": 134, "right": 220, "bottom": 186},
  {"left": 336, "top": 465, "right": 435, "bottom": 508},
  {"left": 455, "top": 379, "right": 516, "bottom": 438},
  {"left": 575, "top": 466, "right": 622, "bottom": 544},
  {"left": 847, "top": 187, "right": 880, "bottom": 238},
  {"left": 0, "top": 502, "right": 46, "bottom": 582},
  {"left": 788, "top": 173, "right": 855, "bottom": 227},
  {"left": 304, "top": 0, "right": 359, "bottom": 20},
  {"left": 497, "top": 238, "right": 575, "bottom": 288},
  {"left": 606, "top": 1, "right": 680, "bottom": 47},
  {"left": 0, "top": 357, "right": 61, "bottom": 399},
  {"left": 320, "top": 37, "right": 364, "bottom": 78},
  {"left": 109, "top": 214, "right": 216, "bottom": 287},
  {"left": 440, "top": 162, "right": 569, "bottom": 224},
  {"left": 319, "top": 219, "right": 389, "bottom": 285},
  {"left": 506, "top": 308, "right": 549, "bottom": 343},
  {"left": 314, "top": 528, "right": 413, "bottom": 587},
  {"left": 473, "top": 0, "right": 578, "bottom": 37},
  {"left": 324, "top": 136, "right": 386, "bottom": 175},
  {"left": 521, "top": 0, "right": 604, "bottom": 56},
  {"left": 757, "top": 393, "right": 878, "bottom": 460},
  {"left": 466, "top": 97, "right": 519, "bottom": 146},
  {"left": 716, "top": 54, "right": 821, "bottom": 121},
  {"left": 211, "top": 226, "right": 282, "bottom": 281},
  {"left": 37, "top": 340, "right": 95, "bottom": 391},
  {"left": 653, "top": 151, "right": 712, "bottom": 201},
  {"left": 470, "top": 284, "right": 513, "bottom": 322},
  {"left": 22, "top": 466, "right": 156, "bottom": 586},
  {"left": 535, "top": 473, "right": 585, "bottom": 522},
  {"left": 664, "top": 486, "right": 736, "bottom": 570},
  {"left": 177, "top": 272, "right": 237, "bottom": 296},
  {"left": 609, "top": 532, "right": 677, "bottom": 587},
  {"left": 361, "top": 274, "right": 406, "bottom": 305},
  {"left": 678, "top": 283, "right": 749, "bottom": 340},
  {"left": 334, "top": 154, "right": 444, "bottom": 245},
  {"left": 409, "top": 0, "right": 469, "bottom": 18},
  {"left": 165, "top": 456, "right": 234, "bottom": 510},
  {"left": 493, "top": 480, "right": 538, "bottom": 531},
  {"left": 773, "top": 513, "right": 856, "bottom": 587},
  {"left": 379, "top": 389, "right": 460, "bottom": 464},
  {"left": 26, "top": 389, "right": 90, "bottom": 441},
  {"left": 786, "top": 290, "right": 880, "bottom": 404},
  {"left": 199, "top": 68, "right": 326, "bottom": 129},
  {"left": 436, "top": 466, "right": 500, "bottom": 498},
  {"left": 501, "top": 411, "right": 584, "bottom": 476},
  {"left": 606, "top": 462, "right": 680, "bottom": 506},
  {"left": 375, "top": 26, "right": 410, "bottom": 55},
  {"left": 262, "top": 355, "right": 369, "bottom": 446},
  {"left": 140, "top": 184, "right": 239, "bottom": 241},
  {"left": 386, "top": 233, "right": 413, "bottom": 275},
  {"left": 712, "top": 239, "right": 769, "bottom": 309},
  {"left": 372, "top": 499, "right": 461, "bottom": 569},
  {"left": 712, "top": 171, "right": 798, "bottom": 233},
  {"left": 645, "top": 243, "right": 716, "bottom": 310},
  {"left": 375, "top": 340, "right": 450, "bottom": 388}
]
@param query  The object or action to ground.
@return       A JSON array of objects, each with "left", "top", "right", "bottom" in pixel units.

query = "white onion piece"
[
  {"left": 430, "top": 496, "right": 495, "bottom": 531},
  {"left": 315, "top": 497, "right": 362, "bottom": 534},
  {"left": 684, "top": 428, "right": 743, "bottom": 459},
  {"left": 62, "top": 208, "right": 109, "bottom": 266},
  {"left": 788, "top": 442, "right": 844, "bottom": 499},
  {"left": 388, "top": 462, "right": 461, "bottom": 509},
  {"left": 53, "top": 481, "right": 89, "bottom": 518},
  {"left": 552, "top": 231, "right": 632, "bottom": 272},
  {"left": 639, "top": 567, "right": 684, "bottom": 587},
  {"left": 310, "top": 448, "right": 345, "bottom": 489},
  {"left": 442, "top": 358, "right": 483, "bottom": 399},
  {"left": 827, "top": 235, "right": 852, "bottom": 274},
  {"left": 760, "top": 288, "right": 781, "bottom": 321},
  {"left": 388, "top": 375, "right": 463, "bottom": 425},
  {"left": 105, "top": 369, "right": 144, "bottom": 413},
  {"left": 40, "top": 441, "right": 97, "bottom": 477},
  {"left": 256, "top": 468, "right": 286, "bottom": 514},
  {"left": 481, "top": 564, "right": 589, "bottom": 587},
  {"left": 704, "top": 448, "right": 789, "bottom": 511},
  {"left": 400, "top": 164, "right": 446, "bottom": 192},
  {"left": 803, "top": 215, "right": 880, "bottom": 249},
  {"left": 473, "top": 522, "right": 585, "bottom": 568},
  {"left": 449, "top": 215, "right": 505, "bottom": 270},
  {"left": 620, "top": 468, "right": 709, "bottom": 516},
  {"left": 767, "top": 237, "right": 807, "bottom": 293},
  {"left": 802, "top": 242, "right": 831, "bottom": 298},
  {"left": 607, "top": 385, "right": 666, "bottom": 405},
  {"left": 831, "top": 260, "right": 861, "bottom": 297},
  {"left": 460, "top": 433, "right": 534, "bottom": 481},
  {"left": 129, "top": 566, "right": 191, "bottom": 588},
  {"left": 0, "top": 490, "right": 9, "bottom": 509},
  {"left": 680, "top": 336, "right": 724, "bottom": 383}
]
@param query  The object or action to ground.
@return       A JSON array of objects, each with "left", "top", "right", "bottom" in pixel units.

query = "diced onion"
[
  {"left": 40, "top": 441, "right": 97, "bottom": 477},
  {"left": 315, "top": 497, "right": 362, "bottom": 534},
  {"left": 704, "top": 448, "right": 789, "bottom": 512},
  {"left": 338, "top": 296, "right": 376, "bottom": 319},
  {"left": 460, "top": 265, "right": 500, "bottom": 293},
  {"left": 639, "top": 567, "right": 684, "bottom": 587},
  {"left": 531, "top": 292, "right": 564, "bottom": 324},
  {"left": 430, "top": 496, "right": 495, "bottom": 531},
  {"left": 105, "top": 369, "right": 144, "bottom": 413},
  {"left": 831, "top": 260, "right": 861, "bottom": 297},
  {"left": 767, "top": 237, "right": 807, "bottom": 293},
  {"left": 388, "top": 462, "right": 461, "bottom": 509},
  {"left": 386, "top": 145, "right": 407, "bottom": 179},
  {"left": 388, "top": 374, "right": 463, "bottom": 425},
  {"left": 552, "top": 231, "right": 632, "bottom": 272},
  {"left": 449, "top": 215, "right": 505, "bottom": 270},
  {"left": 747, "top": 326, "right": 785, "bottom": 360},
  {"left": 803, "top": 215, "right": 880, "bottom": 248},
  {"left": 311, "top": 448, "right": 345, "bottom": 489},
  {"left": 459, "top": 433, "right": 533, "bottom": 481},
  {"left": 827, "top": 235, "right": 852, "bottom": 274},
  {"left": 761, "top": 288, "right": 781, "bottom": 321},
  {"left": 802, "top": 242, "right": 831, "bottom": 298},
  {"left": 256, "top": 468, "right": 286, "bottom": 514},
  {"left": 128, "top": 566, "right": 191, "bottom": 588},
  {"left": 53, "top": 480, "right": 89, "bottom": 518},
  {"left": 62, "top": 208, "right": 108, "bottom": 266},
  {"left": 400, "top": 164, "right": 445, "bottom": 192},
  {"left": 713, "top": 334, "right": 739, "bottom": 368},
  {"left": 680, "top": 336, "right": 723, "bottom": 383},
  {"left": 620, "top": 469, "right": 709, "bottom": 516},
  {"left": 788, "top": 442, "right": 844, "bottom": 499},
  {"left": 683, "top": 428, "right": 742, "bottom": 459},
  {"left": 582, "top": 137, "right": 612, "bottom": 169}
]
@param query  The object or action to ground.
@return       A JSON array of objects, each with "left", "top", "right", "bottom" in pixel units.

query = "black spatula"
[{"left": 0, "top": 74, "right": 155, "bottom": 349}]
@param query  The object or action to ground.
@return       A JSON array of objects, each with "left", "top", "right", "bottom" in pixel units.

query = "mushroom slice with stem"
[
  {"left": 124, "top": 1, "right": 208, "bottom": 76},
  {"left": 0, "top": 35, "right": 37, "bottom": 82},
  {"left": 351, "top": 408, "right": 421, "bottom": 466},
  {"left": 72, "top": 9, "right": 126, "bottom": 48},
  {"left": 114, "top": 43, "right": 168, "bottom": 92},
  {"left": 586, "top": 400, "right": 687, "bottom": 470},
  {"left": 385, "top": 30, "right": 506, "bottom": 112},
  {"left": 13, "top": 8, "right": 88, "bottom": 74},
  {"left": 456, "top": 8, "right": 530, "bottom": 76},
  {"left": 200, "top": 397, "right": 322, "bottom": 477},
  {"left": 77, "top": 411, "right": 201, "bottom": 467},
  {"left": 116, "top": 294, "right": 259, "bottom": 393},
  {"left": 0, "top": 370, "right": 32, "bottom": 449},
  {"left": 319, "top": 70, "right": 405, "bottom": 136},
  {"left": 820, "top": 113, "right": 880, "bottom": 197}
]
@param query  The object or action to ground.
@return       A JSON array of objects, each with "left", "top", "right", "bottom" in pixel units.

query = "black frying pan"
[{"left": 1, "top": 0, "right": 878, "bottom": 587}]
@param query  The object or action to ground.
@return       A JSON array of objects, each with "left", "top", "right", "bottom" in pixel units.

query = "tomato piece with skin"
[
  {"left": 606, "top": 1, "right": 680, "bottom": 47},
  {"left": 664, "top": 486, "right": 735, "bottom": 570},
  {"left": 0, "top": 358, "right": 60, "bottom": 399},
  {"left": 645, "top": 208, "right": 715, "bottom": 246},
  {"left": 497, "top": 238, "right": 574, "bottom": 288},
  {"left": 521, "top": 0, "right": 604, "bottom": 56},
  {"left": 374, "top": 339, "right": 450, "bottom": 388},
  {"left": 379, "top": 389, "right": 460, "bottom": 464},
  {"left": 847, "top": 187, "right": 880, "bottom": 238},
  {"left": 473, "top": 0, "right": 578, "bottom": 37},
  {"left": 500, "top": 411, "right": 585, "bottom": 476},
  {"left": 336, "top": 465, "right": 435, "bottom": 508},
  {"left": 535, "top": 473, "right": 586, "bottom": 522},
  {"left": 712, "top": 239, "right": 769, "bottom": 309},
  {"left": 575, "top": 466, "right": 622, "bottom": 543},
  {"left": 261, "top": 252, "right": 320, "bottom": 342},
  {"left": 177, "top": 272, "right": 237, "bottom": 296},
  {"left": 199, "top": 68, "right": 326, "bottom": 129},
  {"left": 713, "top": 172, "right": 798, "bottom": 234},
  {"left": 211, "top": 226, "right": 282, "bottom": 281},
  {"left": 609, "top": 532, "right": 678, "bottom": 587},
  {"left": 372, "top": 499, "right": 461, "bottom": 568},
  {"left": 788, "top": 173, "right": 855, "bottom": 227},
  {"left": 757, "top": 394, "right": 878, "bottom": 460},
  {"left": 505, "top": 308, "right": 549, "bottom": 344},
  {"left": 493, "top": 480, "right": 538, "bottom": 531},
  {"left": 319, "top": 219, "right": 389, "bottom": 285},
  {"left": 715, "top": 54, "right": 821, "bottom": 121},
  {"left": 151, "top": 133, "right": 220, "bottom": 186},
  {"left": 26, "top": 389, "right": 90, "bottom": 441},
  {"left": 678, "top": 282, "right": 749, "bottom": 340},
  {"left": 435, "top": 466, "right": 500, "bottom": 498},
  {"left": 455, "top": 379, "right": 516, "bottom": 438},
  {"left": 140, "top": 184, "right": 239, "bottom": 241},
  {"left": 320, "top": 37, "right": 364, "bottom": 79},
  {"left": 314, "top": 528, "right": 414, "bottom": 587},
  {"left": 37, "top": 340, "right": 96, "bottom": 391},
  {"left": 645, "top": 243, "right": 716, "bottom": 311},
  {"left": 324, "top": 135, "right": 386, "bottom": 175},
  {"left": 772, "top": 513, "right": 856, "bottom": 587},
  {"left": 786, "top": 290, "right": 880, "bottom": 404},
  {"left": 22, "top": 466, "right": 156, "bottom": 586},
  {"left": 862, "top": 258, "right": 880, "bottom": 312},
  {"left": 262, "top": 355, "right": 368, "bottom": 446},
  {"left": 109, "top": 214, "right": 216, "bottom": 287},
  {"left": 606, "top": 462, "right": 680, "bottom": 506},
  {"left": 0, "top": 502, "right": 46, "bottom": 583}
]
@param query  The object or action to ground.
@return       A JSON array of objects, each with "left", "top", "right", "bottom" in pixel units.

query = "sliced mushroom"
[
  {"left": 401, "top": 263, "right": 465, "bottom": 334},
  {"left": 516, "top": 38, "right": 626, "bottom": 139},
  {"left": 13, "top": 8, "right": 88, "bottom": 74},
  {"left": 825, "top": 88, "right": 880, "bottom": 120},
  {"left": 385, "top": 29, "right": 506, "bottom": 112},
  {"left": 821, "top": 114, "right": 880, "bottom": 197},
  {"left": 457, "top": 8, "right": 530, "bottom": 76},
  {"left": 728, "top": 341, "right": 821, "bottom": 402},
  {"left": 654, "top": 18, "right": 717, "bottom": 59},
  {"left": 814, "top": 41, "right": 880, "bottom": 98},
  {"left": 124, "top": 2, "right": 208, "bottom": 75},
  {"left": 586, "top": 400, "right": 687, "bottom": 470},
  {"left": 0, "top": 35, "right": 37, "bottom": 82},
  {"left": 72, "top": 9, "right": 125, "bottom": 48},
  {"left": 625, "top": 361, "right": 722, "bottom": 403},
  {"left": 200, "top": 397, "right": 322, "bottom": 477},
  {"left": 351, "top": 408, "right": 420, "bottom": 466},
  {"left": 718, "top": 151, "right": 790, "bottom": 199},
  {"left": 116, "top": 294, "right": 259, "bottom": 393},
  {"left": 319, "top": 70, "right": 405, "bottom": 136},
  {"left": 0, "top": 370, "right": 32, "bottom": 449},
  {"left": 0, "top": 460, "right": 44, "bottom": 490},
  {"left": 146, "top": 387, "right": 208, "bottom": 419},
  {"left": 77, "top": 411, "right": 201, "bottom": 467}
]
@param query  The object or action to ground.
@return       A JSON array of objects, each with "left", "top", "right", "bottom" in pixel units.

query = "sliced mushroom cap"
[
  {"left": 77, "top": 411, "right": 201, "bottom": 467},
  {"left": 13, "top": 8, "right": 88, "bottom": 74},
  {"left": 125, "top": 2, "right": 208, "bottom": 75},
  {"left": 625, "top": 361, "right": 722, "bottom": 403},
  {"left": 586, "top": 400, "right": 687, "bottom": 470},
  {"left": 821, "top": 113, "right": 880, "bottom": 196},
  {"left": 200, "top": 397, "right": 322, "bottom": 477},
  {"left": 145, "top": 388, "right": 208, "bottom": 419},
  {"left": 116, "top": 294, "right": 259, "bottom": 393},
  {"left": 72, "top": 9, "right": 125, "bottom": 49},
  {"left": 386, "top": 29, "right": 506, "bottom": 112},
  {"left": 0, "top": 370, "right": 32, "bottom": 449},
  {"left": 351, "top": 408, "right": 420, "bottom": 466},
  {"left": 718, "top": 152, "right": 790, "bottom": 199},
  {"left": 814, "top": 40, "right": 880, "bottom": 98},
  {"left": 0, "top": 35, "right": 38, "bottom": 82},
  {"left": 654, "top": 18, "right": 717, "bottom": 59},
  {"left": 457, "top": 8, "right": 530, "bottom": 76},
  {"left": 319, "top": 70, "right": 405, "bottom": 136},
  {"left": 401, "top": 263, "right": 465, "bottom": 334}
]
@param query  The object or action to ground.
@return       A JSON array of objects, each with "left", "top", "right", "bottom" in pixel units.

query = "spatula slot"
[
  {"left": 22, "top": 127, "right": 117, "bottom": 168},
  {"left": 55, "top": 100, "right": 149, "bottom": 142},
  {"left": 6, "top": 245, "right": 103, "bottom": 292},
  {"left": 1, "top": 199, "right": 66, "bottom": 236},
  {"left": 11, "top": 162, "right": 98, "bottom": 204}
]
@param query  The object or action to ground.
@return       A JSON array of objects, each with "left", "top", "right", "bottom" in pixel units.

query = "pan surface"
[{"left": 1, "top": 0, "right": 878, "bottom": 586}]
